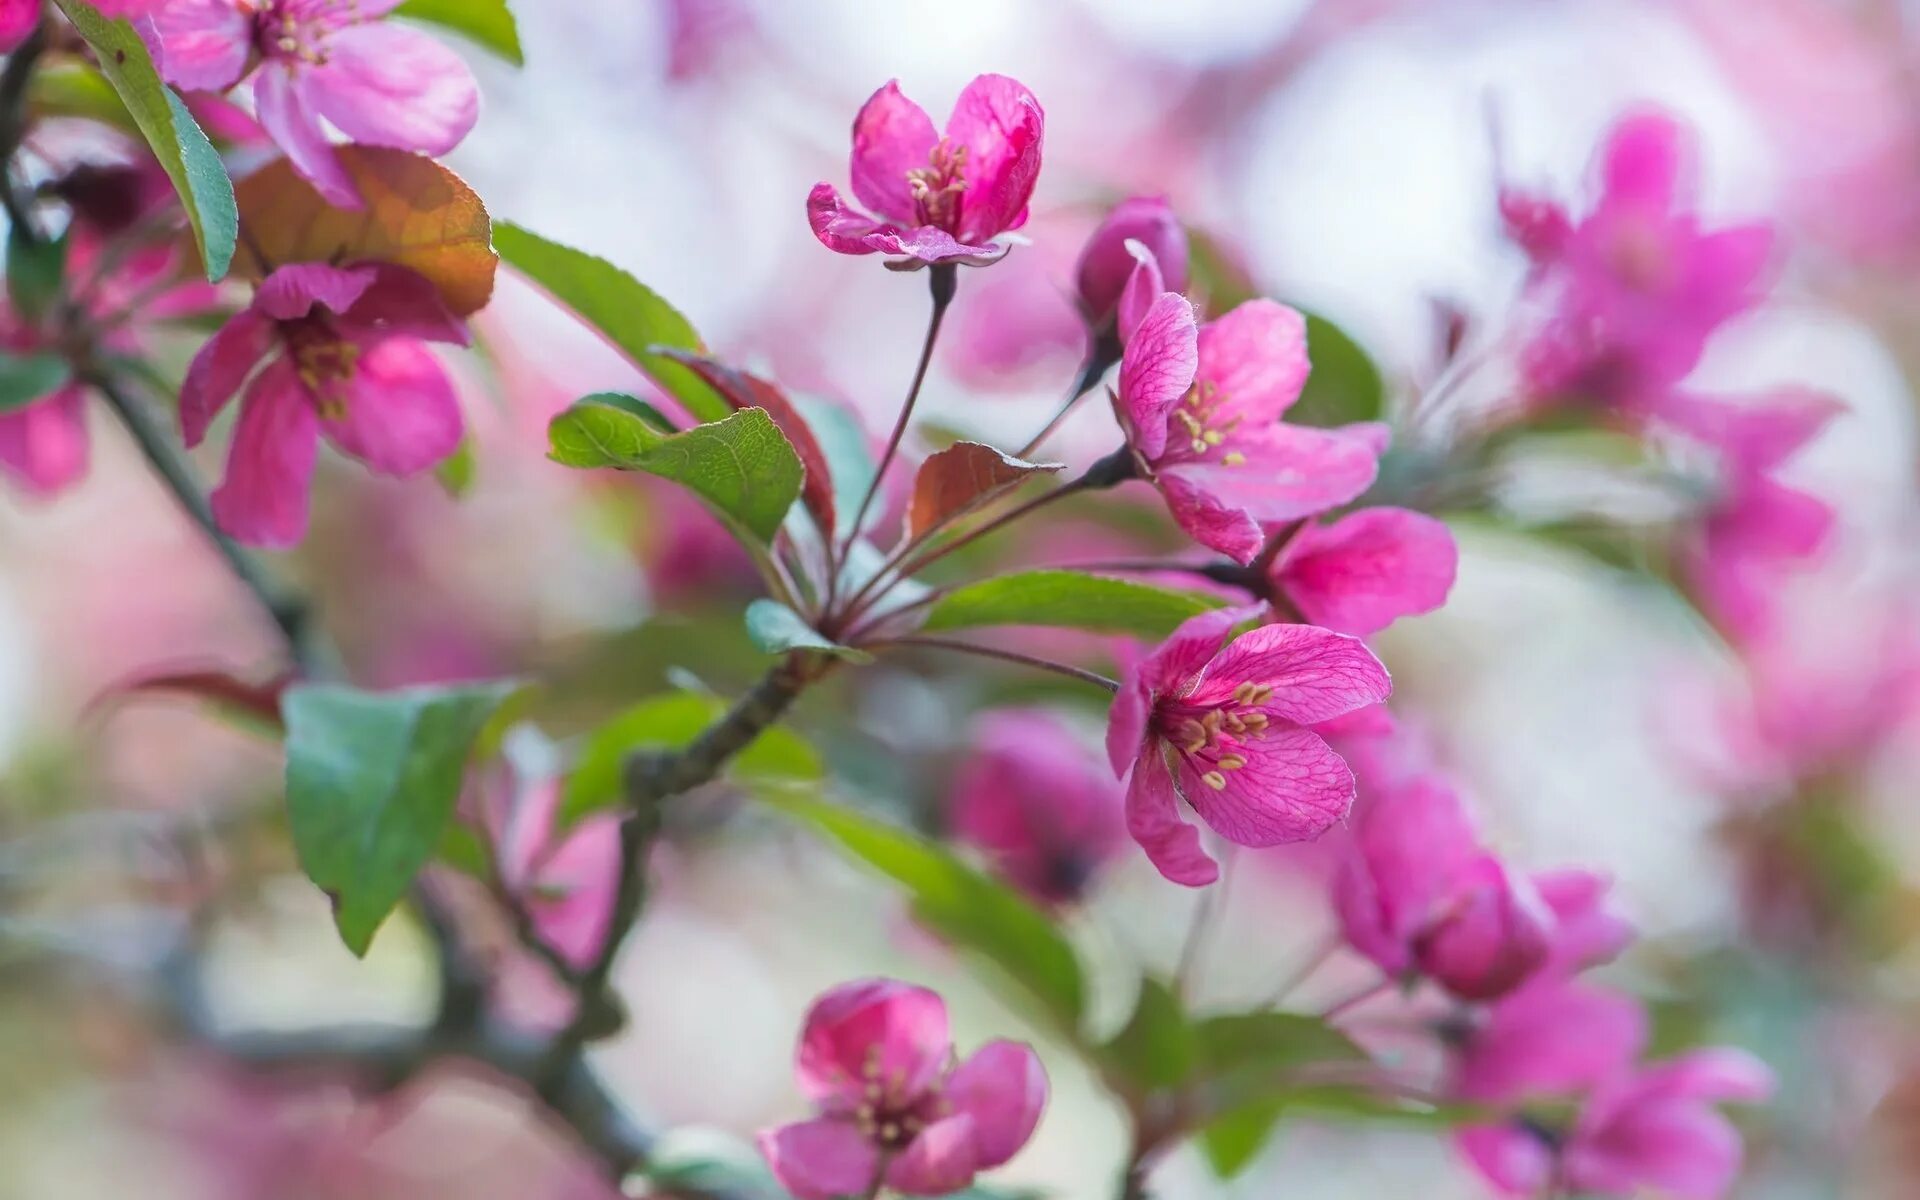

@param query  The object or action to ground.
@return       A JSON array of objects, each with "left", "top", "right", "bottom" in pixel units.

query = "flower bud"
[{"left": 1076, "top": 196, "right": 1188, "bottom": 326}]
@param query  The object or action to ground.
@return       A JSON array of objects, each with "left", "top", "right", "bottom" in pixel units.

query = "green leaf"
[
  {"left": 495, "top": 222, "right": 725, "bottom": 423},
  {"left": 548, "top": 402, "right": 803, "bottom": 544},
  {"left": 560, "top": 691, "right": 821, "bottom": 825},
  {"left": 1198, "top": 1098, "right": 1285, "bottom": 1180},
  {"left": 434, "top": 437, "right": 476, "bottom": 498},
  {"left": 6, "top": 229, "right": 66, "bottom": 322},
  {"left": 1193, "top": 1011, "right": 1365, "bottom": 1079},
  {"left": 437, "top": 820, "right": 493, "bottom": 880},
  {"left": 28, "top": 62, "right": 136, "bottom": 133},
  {"left": 52, "top": 0, "right": 236, "bottom": 281},
  {"left": 393, "top": 0, "right": 523, "bottom": 64},
  {"left": 1289, "top": 311, "right": 1386, "bottom": 429},
  {"left": 1102, "top": 977, "right": 1195, "bottom": 1092},
  {"left": 1196, "top": 1082, "right": 1473, "bottom": 1181},
  {"left": 791, "top": 393, "right": 876, "bottom": 540},
  {"left": 580, "top": 390, "right": 679, "bottom": 433},
  {"left": 284, "top": 681, "right": 520, "bottom": 956},
  {"left": 744, "top": 599, "right": 871, "bottom": 663},
  {"left": 768, "top": 795, "right": 1086, "bottom": 1033},
  {"left": 0, "top": 353, "right": 71, "bottom": 414},
  {"left": 923, "top": 570, "right": 1224, "bottom": 640}
]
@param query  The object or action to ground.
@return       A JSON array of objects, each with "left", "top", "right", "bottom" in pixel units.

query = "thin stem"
[
  {"left": 1265, "top": 929, "right": 1343, "bottom": 1007},
  {"left": 1015, "top": 330, "right": 1120, "bottom": 460},
  {"left": 1319, "top": 977, "right": 1392, "bottom": 1021},
  {"left": 873, "top": 635, "right": 1119, "bottom": 693}
]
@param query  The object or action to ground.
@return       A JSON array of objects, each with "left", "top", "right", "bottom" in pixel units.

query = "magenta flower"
[
  {"left": 148, "top": 0, "right": 480, "bottom": 209},
  {"left": 1106, "top": 606, "right": 1392, "bottom": 887},
  {"left": 1332, "top": 775, "right": 1553, "bottom": 1001},
  {"left": 181, "top": 261, "right": 468, "bottom": 547},
  {"left": 0, "top": 0, "right": 166, "bottom": 51},
  {"left": 1269, "top": 507, "right": 1458, "bottom": 635},
  {"left": 758, "top": 979, "right": 1047, "bottom": 1199},
  {"left": 1076, "top": 196, "right": 1188, "bottom": 328},
  {"left": 948, "top": 709, "right": 1126, "bottom": 909},
  {"left": 807, "top": 75, "right": 1044, "bottom": 270},
  {"left": 1114, "top": 284, "right": 1383, "bottom": 564}
]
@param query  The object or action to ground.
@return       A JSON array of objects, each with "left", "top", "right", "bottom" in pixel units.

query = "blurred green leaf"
[
  {"left": 0, "top": 353, "right": 71, "bottom": 413},
  {"left": 284, "top": 681, "right": 520, "bottom": 956},
  {"left": 1198, "top": 1098, "right": 1283, "bottom": 1180},
  {"left": 1102, "top": 977, "right": 1195, "bottom": 1092},
  {"left": 1197, "top": 1084, "right": 1476, "bottom": 1180},
  {"left": 1289, "top": 312, "right": 1386, "bottom": 429},
  {"left": 437, "top": 820, "right": 493, "bottom": 880},
  {"left": 548, "top": 401, "right": 802, "bottom": 544},
  {"left": 768, "top": 795, "right": 1086, "bottom": 1033},
  {"left": 28, "top": 62, "right": 136, "bottom": 132},
  {"left": 5, "top": 229, "right": 65, "bottom": 323},
  {"left": 923, "top": 570, "right": 1223, "bottom": 640},
  {"left": 393, "top": 0, "right": 523, "bottom": 64},
  {"left": 1194, "top": 1011, "right": 1365, "bottom": 1080},
  {"left": 53, "top": 0, "right": 235, "bottom": 281},
  {"left": 791, "top": 392, "right": 876, "bottom": 540},
  {"left": 495, "top": 222, "right": 725, "bottom": 422},
  {"left": 434, "top": 437, "right": 476, "bottom": 498},
  {"left": 744, "top": 599, "right": 871, "bottom": 662}
]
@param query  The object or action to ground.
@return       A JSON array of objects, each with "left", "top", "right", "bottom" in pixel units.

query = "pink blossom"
[
  {"left": 1270, "top": 507, "right": 1458, "bottom": 635},
  {"left": 0, "top": 0, "right": 169, "bottom": 52},
  {"left": 485, "top": 778, "right": 620, "bottom": 972},
  {"left": 807, "top": 75, "right": 1044, "bottom": 270},
  {"left": 1113, "top": 280, "right": 1383, "bottom": 564},
  {"left": 181, "top": 261, "right": 468, "bottom": 546},
  {"left": 148, "top": 0, "right": 480, "bottom": 209},
  {"left": 1076, "top": 196, "right": 1188, "bottom": 328},
  {"left": 1106, "top": 606, "right": 1392, "bottom": 886},
  {"left": 758, "top": 979, "right": 1047, "bottom": 1199},
  {"left": 948, "top": 709, "right": 1126, "bottom": 909}
]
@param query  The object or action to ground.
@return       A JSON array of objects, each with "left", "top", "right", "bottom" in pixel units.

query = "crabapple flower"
[
  {"left": 1114, "top": 284, "right": 1383, "bottom": 563},
  {"left": 1076, "top": 196, "right": 1188, "bottom": 328},
  {"left": 1270, "top": 507, "right": 1458, "bottom": 635},
  {"left": 758, "top": 979, "right": 1047, "bottom": 1199},
  {"left": 949, "top": 709, "right": 1125, "bottom": 909},
  {"left": 807, "top": 75, "right": 1043, "bottom": 269},
  {"left": 180, "top": 261, "right": 468, "bottom": 547},
  {"left": 1106, "top": 606, "right": 1392, "bottom": 886},
  {"left": 147, "top": 0, "right": 480, "bottom": 209},
  {"left": 0, "top": 0, "right": 167, "bottom": 52}
]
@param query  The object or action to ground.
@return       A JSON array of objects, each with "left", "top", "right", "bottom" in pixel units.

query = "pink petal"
[
  {"left": 181, "top": 309, "right": 274, "bottom": 446},
  {"left": 1105, "top": 672, "right": 1154, "bottom": 779},
  {"left": 943, "top": 73, "right": 1044, "bottom": 244},
  {"left": 1598, "top": 110, "right": 1689, "bottom": 213},
  {"left": 1456, "top": 1124, "right": 1556, "bottom": 1198},
  {"left": 1125, "top": 750, "right": 1218, "bottom": 887},
  {"left": 1177, "top": 725, "right": 1355, "bottom": 846},
  {"left": 1115, "top": 239, "right": 1167, "bottom": 345},
  {"left": 148, "top": 0, "right": 253, "bottom": 92},
  {"left": 1199, "top": 622, "right": 1393, "bottom": 726},
  {"left": 0, "top": 0, "right": 37, "bottom": 55},
  {"left": 944, "top": 1040, "right": 1047, "bottom": 1168},
  {"left": 209, "top": 359, "right": 321, "bottom": 548},
  {"left": 1454, "top": 980, "right": 1647, "bottom": 1103},
  {"left": 1533, "top": 869, "right": 1635, "bottom": 973},
  {"left": 806, "top": 184, "right": 1009, "bottom": 266},
  {"left": 338, "top": 263, "right": 470, "bottom": 346},
  {"left": 885, "top": 1114, "right": 981, "bottom": 1197},
  {"left": 1115, "top": 291, "right": 1198, "bottom": 462},
  {"left": 1636, "top": 1049, "right": 1774, "bottom": 1105},
  {"left": 256, "top": 262, "right": 378, "bottom": 321},
  {"left": 1156, "top": 467, "right": 1264, "bottom": 563},
  {"left": 796, "top": 980, "right": 951, "bottom": 1108},
  {"left": 848, "top": 80, "right": 938, "bottom": 226},
  {"left": 1195, "top": 300, "right": 1311, "bottom": 425},
  {"left": 1204, "top": 420, "right": 1382, "bottom": 524},
  {"left": 1567, "top": 1102, "right": 1744, "bottom": 1200},
  {"left": 1417, "top": 859, "right": 1553, "bottom": 1001},
  {"left": 1276, "top": 508, "right": 1459, "bottom": 635},
  {"left": 1079, "top": 197, "right": 1188, "bottom": 328},
  {"left": 303, "top": 22, "right": 480, "bottom": 157},
  {"left": 1336, "top": 776, "right": 1483, "bottom": 972},
  {"left": 321, "top": 338, "right": 463, "bottom": 475},
  {"left": 1659, "top": 388, "right": 1842, "bottom": 471},
  {"left": 0, "top": 385, "right": 88, "bottom": 495},
  {"left": 254, "top": 64, "right": 361, "bottom": 210},
  {"left": 1137, "top": 605, "right": 1253, "bottom": 696},
  {"left": 757, "top": 1118, "right": 881, "bottom": 1200}
]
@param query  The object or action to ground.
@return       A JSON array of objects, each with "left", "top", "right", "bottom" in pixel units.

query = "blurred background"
[{"left": 3, "top": 0, "right": 1919, "bottom": 1196}]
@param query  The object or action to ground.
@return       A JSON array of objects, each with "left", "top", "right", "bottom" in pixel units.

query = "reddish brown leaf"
[
  {"left": 87, "top": 667, "right": 292, "bottom": 733},
  {"left": 656, "top": 348, "right": 837, "bottom": 536},
  {"left": 906, "top": 442, "right": 1062, "bottom": 543}
]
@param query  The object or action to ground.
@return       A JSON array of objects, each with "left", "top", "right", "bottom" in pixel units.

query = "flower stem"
[
  {"left": 1320, "top": 977, "right": 1393, "bottom": 1020},
  {"left": 871, "top": 635, "right": 1119, "bottom": 692},
  {"left": 1016, "top": 329, "right": 1121, "bottom": 460}
]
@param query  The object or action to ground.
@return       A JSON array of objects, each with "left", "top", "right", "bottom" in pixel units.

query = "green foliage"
[
  {"left": 5, "top": 229, "right": 65, "bottom": 322},
  {"left": 393, "top": 0, "right": 524, "bottom": 64},
  {"left": 923, "top": 570, "right": 1223, "bottom": 640},
  {"left": 28, "top": 62, "right": 136, "bottom": 133},
  {"left": 494, "top": 222, "right": 725, "bottom": 422},
  {"left": 744, "top": 600, "right": 871, "bottom": 662},
  {"left": 52, "top": 0, "right": 236, "bottom": 281},
  {"left": 548, "top": 400, "right": 803, "bottom": 545},
  {"left": 283, "top": 681, "right": 521, "bottom": 955},
  {"left": 1102, "top": 977, "right": 1195, "bottom": 1092},
  {"left": 1291, "top": 311, "right": 1387, "bottom": 429},
  {"left": 791, "top": 393, "right": 877, "bottom": 540},
  {"left": 434, "top": 438, "right": 476, "bottom": 498},
  {"left": 0, "top": 353, "right": 71, "bottom": 414}
]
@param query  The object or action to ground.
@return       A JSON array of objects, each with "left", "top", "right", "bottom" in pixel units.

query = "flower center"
[
  {"left": 906, "top": 139, "right": 969, "bottom": 233},
  {"left": 1164, "top": 380, "right": 1246, "bottom": 467},
  {"left": 849, "top": 1045, "right": 950, "bottom": 1151},
  {"left": 1606, "top": 218, "right": 1675, "bottom": 294},
  {"left": 254, "top": 1, "right": 357, "bottom": 66},
  {"left": 281, "top": 316, "right": 359, "bottom": 419},
  {"left": 1157, "top": 681, "right": 1273, "bottom": 791}
]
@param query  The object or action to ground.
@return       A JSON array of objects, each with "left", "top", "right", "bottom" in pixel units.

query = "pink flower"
[
  {"left": 807, "top": 75, "right": 1044, "bottom": 270},
  {"left": 486, "top": 778, "right": 620, "bottom": 973},
  {"left": 181, "top": 261, "right": 468, "bottom": 546},
  {"left": 1270, "top": 507, "right": 1458, "bottom": 635},
  {"left": 148, "top": 0, "right": 480, "bottom": 209},
  {"left": 1114, "top": 282, "right": 1383, "bottom": 563},
  {"left": 1106, "top": 606, "right": 1392, "bottom": 887},
  {"left": 1332, "top": 775, "right": 1553, "bottom": 1001},
  {"left": 1505, "top": 110, "right": 1773, "bottom": 426},
  {"left": 0, "top": 0, "right": 168, "bottom": 52},
  {"left": 1076, "top": 196, "right": 1188, "bottom": 328},
  {"left": 948, "top": 709, "right": 1126, "bottom": 909},
  {"left": 758, "top": 980, "right": 1047, "bottom": 1199},
  {"left": 1557, "top": 1050, "right": 1775, "bottom": 1200}
]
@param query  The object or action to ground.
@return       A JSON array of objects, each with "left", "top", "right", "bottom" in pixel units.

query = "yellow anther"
[
  {"left": 1202, "top": 429, "right": 1224, "bottom": 446},
  {"left": 1217, "top": 754, "right": 1246, "bottom": 771},
  {"left": 1222, "top": 451, "right": 1247, "bottom": 466},
  {"left": 1176, "top": 717, "right": 1209, "bottom": 753},
  {"left": 1240, "top": 713, "right": 1269, "bottom": 732},
  {"left": 1201, "top": 771, "right": 1228, "bottom": 790}
]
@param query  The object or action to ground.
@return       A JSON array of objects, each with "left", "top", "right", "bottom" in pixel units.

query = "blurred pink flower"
[
  {"left": 1270, "top": 507, "right": 1458, "bottom": 635},
  {"left": 148, "top": 0, "right": 480, "bottom": 209},
  {"left": 1106, "top": 606, "right": 1392, "bottom": 886},
  {"left": 1558, "top": 1049, "right": 1775, "bottom": 1200},
  {"left": 486, "top": 778, "right": 620, "bottom": 973},
  {"left": 807, "top": 75, "right": 1044, "bottom": 270},
  {"left": 1076, "top": 196, "right": 1189, "bottom": 328},
  {"left": 181, "top": 261, "right": 467, "bottom": 546},
  {"left": 948, "top": 709, "right": 1126, "bottom": 908},
  {"left": 758, "top": 979, "right": 1047, "bottom": 1199},
  {"left": 0, "top": 0, "right": 168, "bottom": 51},
  {"left": 942, "top": 236, "right": 1086, "bottom": 390},
  {"left": 1114, "top": 284, "right": 1383, "bottom": 563}
]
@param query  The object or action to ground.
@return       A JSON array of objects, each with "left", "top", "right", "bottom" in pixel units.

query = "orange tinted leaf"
[
  {"left": 234, "top": 146, "right": 496, "bottom": 316},
  {"left": 907, "top": 442, "right": 1061, "bottom": 542}
]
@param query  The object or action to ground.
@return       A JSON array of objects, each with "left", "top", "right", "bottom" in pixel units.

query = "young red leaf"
[
  {"left": 87, "top": 666, "right": 292, "bottom": 732},
  {"left": 906, "top": 441, "right": 1061, "bottom": 543}
]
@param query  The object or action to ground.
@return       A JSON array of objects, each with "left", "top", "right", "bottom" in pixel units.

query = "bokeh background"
[{"left": 3, "top": 0, "right": 1918, "bottom": 1196}]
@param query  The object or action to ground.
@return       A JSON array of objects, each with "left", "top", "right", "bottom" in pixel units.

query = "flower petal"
[
  {"left": 303, "top": 22, "right": 480, "bottom": 157},
  {"left": 255, "top": 263, "right": 379, "bottom": 321},
  {"left": 796, "top": 979, "right": 951, "bottom": 1107},
  {"left": 1177, "top": 725, "right": 1355, "bottom": 846},
  {"left": 945, "top": 73, "right": 1045, "bottom": 244},
  {"left": 1275, "top": 507, "right": 1459, "bottom": 635},
  {"left": 885, "top": 1114, "right": 981, "bottom": 1197},
  {"left": 849, "top": 80, "right": 938, "bottom": 225},
  {"left": 807, "top": 184, "right": 1008, "bottom": 265},
  {"left": 148, "top": 0, "right": 253, "bottom": 92},
  {"left": 944, "top": 1040, "right": 1047, "bottom": 1168},
  {"left": 1195, "top": 420, "right": 1382, "bottom": 526},
  {"left": 757, "top": 1118, "right": 881, "bottom": 1200},
  {"left": 321, "top": 338, "right": 463, "bottom": 475},
  {"left": 1105, "top": 672, "right": 1153, "bottom": 779},
  {"left": 1155, "top": 467, "right": 1265, "bottom": 563},
  {"left": 1115, "top": 239, "right": 1167, "bottom": 345},
  {"left": 1454, "top": 980, "right": 1647, "bottom": 1103},
  {"left": 337, "top": 263, "right": 471, "bottom": 346},
  {"left": 181, "top": 308, "right": 274, "bottom": 446},
  {"left": 1598, "top": 110, "right": 1688, "bottom": 214},
  {"left": 209, "top": 359, "right": 321, "bottom": 548},
  {"left": 254, "top": 64, "right": 361, "bottom": 210},
  {"left": 1635, "top": 1049, "right": 1774, "bottom": 1105},
  {"left": 1456, "top": 1124, "right": 1556, "bottom": 1198},
  {"left": 1195, "top": 300, "right": 1310, "bottom": 424},
  {"left": 0, "top": 385, "right": 88, "bottom": 495},
  {"left": 1137, "top": 604, "right": 1255, "bottom": 697},
  {"left": 1198, "top": 622, "right": 1392, "bottom": 726},
  {"left": 1126, "top": 749, "right": 1218, "bottom": 886},
  {"left": 1567, "top": 1102, "right": 1743, "bottom": 1200},
  {"left": 1115, "top": 291, "right": 1197, "bottom": 462}
]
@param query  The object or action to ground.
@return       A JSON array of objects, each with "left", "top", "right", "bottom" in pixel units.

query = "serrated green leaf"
[
  {"left": 1289, "top": 311, "right": 1386, "bottom": 429},
  {"left": 393, "top": 0, "right": 523, "bottom": 64},
  {"left": 548, "top": 402, "right": 803, "bottom": 544},
  {"left": 0, "top": 353, "right": 71, "bottom": 414},
  {"left": 284, "top": 681, "right": 520, "bottom": 955},
  {"left": 744, "top": 599, "right": 871, "bottom": 663},
  {"left": 581, "top": 390, "right": 678, "bottom": 433},
  {"left": 768, "top": 795, "right": 1086, "bottom": 1033},
  {"left": 6, "top": 229, "right": 66, "bottom": 322},
  {"left": 495, "top": 222, "right": 724, "bottom": 423},
  {"left": 53, "top": 0, "right": 236, "bottom": 281},
  {"left": 1102, "top": 977, "right": 1195, "bottom": 1093},
  {"left": 560, "top": 691, "right": 821, "bottom": 825},
  {"left": 923, "top": 570, "right": 1224, "bottom": 640}
]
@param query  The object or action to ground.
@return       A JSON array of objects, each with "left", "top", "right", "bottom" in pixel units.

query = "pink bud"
[{"left": 1075, "top": 196, "right": 1189, "bottom": 326}]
